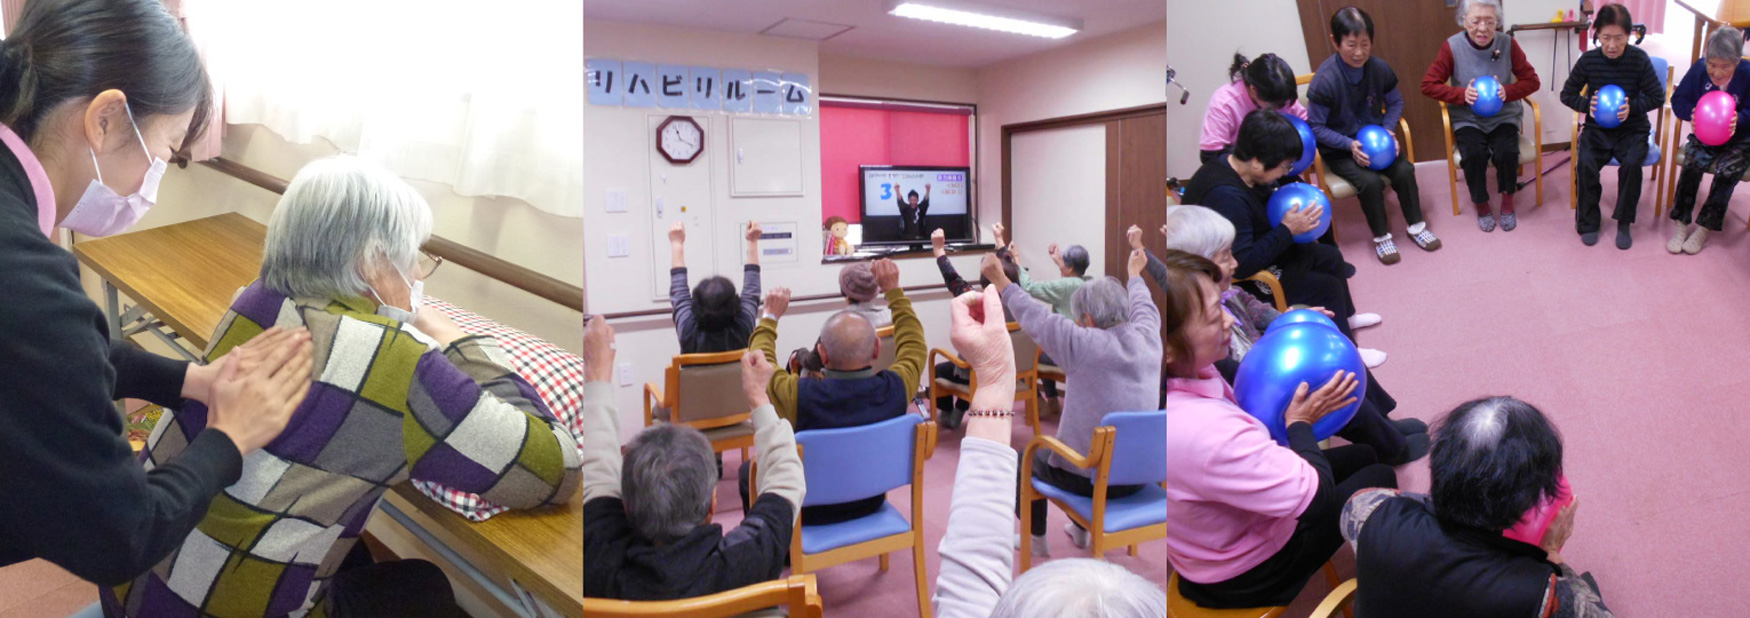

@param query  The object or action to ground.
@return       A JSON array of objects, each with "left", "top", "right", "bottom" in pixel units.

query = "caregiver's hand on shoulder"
[
  {"left": 1283, "top": 370, "right": 1357, "bottom": 427},
  {"left": 182, "top": 326, "right": 295, "bottom": 403},
  {"left": 209, "top": 327, "right": 314, "bottom": 456}
]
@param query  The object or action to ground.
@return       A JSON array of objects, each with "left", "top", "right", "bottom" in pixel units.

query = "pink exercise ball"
[{"left": 1695, "top": 91, "right": 1738, "bottom": 147}]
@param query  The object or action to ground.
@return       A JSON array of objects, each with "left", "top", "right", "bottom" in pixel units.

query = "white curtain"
[{"left": 187, "top": 0, "right": 583, "bottom": 217}]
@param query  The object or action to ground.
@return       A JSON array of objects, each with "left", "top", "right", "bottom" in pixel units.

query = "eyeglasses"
[
  {"left": 1467, "top": 17, "right": 1498, "bottom": 28},
  {"left": 418, "top": 251, "right": 444, "bottom": 278}
]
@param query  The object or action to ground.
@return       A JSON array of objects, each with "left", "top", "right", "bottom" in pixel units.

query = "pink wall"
[{"left": 820, "top": 104, "right": 970, "bottom": 223}]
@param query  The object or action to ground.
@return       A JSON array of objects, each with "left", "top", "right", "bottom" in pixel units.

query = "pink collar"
[
  {"left": 1166, "top": 364, "right": 1237, "bottom": 404},
  {"left": 0, "top": 123, "right": 57, "bottom": 238}
]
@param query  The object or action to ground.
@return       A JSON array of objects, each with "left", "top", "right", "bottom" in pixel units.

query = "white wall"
[
  {"left": 1009, "top": 125, "right": 1108, "bottom": 277},
  {"left": 1166, "top": 0, "right": 1310, "bottom": 179},
  {"left": 819, "top": 54, "right": 979, "bottom": 103},
  {"left": 82, "top": 124, "right": 585, "bottom": 361},
  {"left": 974, "top": 21, "right": 1165, "bottom": 254}
]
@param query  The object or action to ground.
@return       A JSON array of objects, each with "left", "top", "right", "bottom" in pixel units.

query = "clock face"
[{"left": 659, "top": 117, "right": 703, "bottom": 163}]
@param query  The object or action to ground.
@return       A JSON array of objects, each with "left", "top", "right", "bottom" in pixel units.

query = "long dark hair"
[
  {"left": 1228, "top": 52, "right": 1298, "bottom": 108},
  {"left": 0, "top": 0, "right": 213, "bottom": 148}
]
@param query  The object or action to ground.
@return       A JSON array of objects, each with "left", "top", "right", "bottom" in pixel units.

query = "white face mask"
[
  {"left": 368, "top": 263, "right": 423, "bottom": 323},
  {"left": 60, "top": 101, "right": 166, "bottom": 237}
]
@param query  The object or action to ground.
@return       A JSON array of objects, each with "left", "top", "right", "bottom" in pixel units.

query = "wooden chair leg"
[
  {"left": 879, "top": 553, "right": 890, "bottom": 571},
  {"left": 1019, "top": 495, "right": 1034, "bottom": 573},
  {"left": 1128, "top": 544, "right": 1139, "bottom": 557},
  {"left": 913, "top": 535, "right": 932, "bottom": 618},
  {"left": 1535, "top": 157, "right": 1545, "bottom": 206}
]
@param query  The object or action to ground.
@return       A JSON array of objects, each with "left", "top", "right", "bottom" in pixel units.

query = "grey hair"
[
  {"left": 1456, "top": 0, "right": 1503, "bottom": 27},
  {"left": 1707, "top": 26, "right": 1745, "bottom": 62},
  {"left": 621, "top": 424, "right": 716, "bottom": 544},
  {"left": 1062, "top": 245, "right": 1091, "bottom": 276},
  {"left": 1162, "top": 205, "right": 1236, "bottom": 259},
  {"left": 819, "top": 311, "right": 876, "bottom": 369},
  {"left": 991, "top": 558, "right": 1166, "bottom": 618},
  {"left": 261, "top": 157, "right": 434, "bottom": 299},
  {"left": 1070, "top": 277, "right": 1129, "bottom": 329}
]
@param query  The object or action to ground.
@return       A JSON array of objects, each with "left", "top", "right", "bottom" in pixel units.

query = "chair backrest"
[
  {"left": 796, "top": 413, "right": 922, "bottom": 506},
  {"left": 1099, "top": 410, "right": 1167, "bottom": 486},
  {"left": 873, "top": 325, "right": 896, "bottom": 373},
  {"left": 1009, "top": 323, "right": 1039, "bottom": 375},
  {"left": 673, "top": 350, "right": 750, "bottom": 425},
  {"left": 1653, "top": 55, "right": 1670, "bottom": 93},
  {"left": 581, "top": 574, "right": 824, "bottom": 618}
]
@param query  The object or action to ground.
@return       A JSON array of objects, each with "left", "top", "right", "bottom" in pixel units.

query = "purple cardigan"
[{"left": 1001, "top": 277, "right": 1161, "bottom": 476}]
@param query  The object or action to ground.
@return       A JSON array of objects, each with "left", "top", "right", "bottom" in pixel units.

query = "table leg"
[{"left": 104, "top": 281, "right": 122, "bottom": 342}]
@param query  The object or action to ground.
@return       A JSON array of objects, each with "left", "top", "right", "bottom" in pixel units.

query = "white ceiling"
[{"left": 583, "top": 0, "right": 1164, "bottom": 68}]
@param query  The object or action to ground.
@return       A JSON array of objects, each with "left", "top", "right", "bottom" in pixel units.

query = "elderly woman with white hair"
[
  {"left": 1667, "top": 25, "right": 1750, "bottom": 254},
  {"left": 1140, "top": 207, "right": 1427, "bottom": 465},
  {"left": 983, "top": 247, "right": 1160, "bottom": 556},
  {"left": 1342, "top": 397, "right": 1613, "bottom": 616},
  {"left": 113, "top": 157, "right": 581, "bottom": 617},
  {"left": 1422, "top": 0, "right": 1541, "bottom": 232},
  {"left": 931, "top": 284, "right": 1164, "bottom": 618}
]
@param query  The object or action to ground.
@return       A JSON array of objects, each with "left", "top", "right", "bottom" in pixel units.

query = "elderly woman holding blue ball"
[
  {"left": 1185, "top": 109, "right": 1390, "bottom": 368},
  {"left": 1161, "top": 248, "right": 1397, "bottom": 609},
  {"left": 1422, "top": 0, "right": 1541, "bottom": 232},
  {"left": 1307, "top": 6, "right": 1441, "bottom": 265},
  {"left": 1140, "top": 208, "right": 1426, "bottom": 465},
  {"left": 1561, "top": 3, "right": 1665, "bottom": 249}
]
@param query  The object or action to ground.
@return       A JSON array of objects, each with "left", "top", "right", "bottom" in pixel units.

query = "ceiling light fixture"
[{"left": 887, "top": 1, "right": 1080, "bottom": 39}]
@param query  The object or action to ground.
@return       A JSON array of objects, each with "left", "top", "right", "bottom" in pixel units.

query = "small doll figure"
[{"left": 824, "top": 215, "right": 852, "bottom": 255}]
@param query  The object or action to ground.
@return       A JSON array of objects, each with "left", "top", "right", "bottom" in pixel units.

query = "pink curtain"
[
  {"left": 2, "top": 0, "right": 25, "bottom": 36},
  {"left": 1620, "top": 0, "right": 1667, "bottom": 33}
]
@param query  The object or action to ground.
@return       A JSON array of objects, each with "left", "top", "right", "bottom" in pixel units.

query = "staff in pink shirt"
[
  {"left": 1158, "top": 249, "right": 1396, "bottom": 609},
  {"left": 1199, "top": 53, "right": 1309, "bottom": 163}
]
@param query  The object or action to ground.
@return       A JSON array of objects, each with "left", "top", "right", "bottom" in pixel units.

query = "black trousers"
[
  {"left": 327, "top": 543, "right": 466, "bottom": 618},
  {"left": 1176, "top": 443, "right": 1397, "bottom": 608},
  {"left": 1670, "top": 134, "right": 1750, "bottom": 231},
  {"left": 1018, "top": 449, "right": 1144, "bottom": 537},
  {"left": 1454, "top": 124, "right": 1521, "bottom": 204},
  {"left": 1270, "top": 242, "right": 1359, "bottom": 340},
  {"left": 1322, "top": 150, "right": 1425, "bottom": 238},
  {"left": 1574, "top": 126, "right": 1650, "bottom": 233},
  {"left": 1215, "top": 359, "right": 1405, "bottom": 463}
]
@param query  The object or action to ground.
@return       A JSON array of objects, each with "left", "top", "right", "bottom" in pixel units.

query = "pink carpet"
[
  {"left": 709, "top": 411, "right": 1169, "bottom": 617},
  {"left": 1275, "top": 156, "right": 1750, "bottom": 616}
]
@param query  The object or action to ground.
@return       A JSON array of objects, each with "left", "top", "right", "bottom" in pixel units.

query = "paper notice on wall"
[{"left": 746, "top": 221, "right": 799, "bottom": 264}]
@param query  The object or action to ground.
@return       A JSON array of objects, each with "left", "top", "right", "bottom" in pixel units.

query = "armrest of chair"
[
  {"left": 920, "top": 420, "right": 939, "bottom": 460},
  {"left": 642, "top": 383, "right": 663, "bottom": 427},
  {"left": 581, "top": 574, "right": 822, "bottom": 618},
  {"left": 1022, "top": 431, "right": 1107, "bottom": 473},
  {"left": 1439, "top": 101, "right": 1455, "bottom": 158},
  {"left": 1238, "top": 270, "right": 1288, "bottom": 312},
  {"left": 929, "top": 348, "right": 971, "bottom": 381},
  {"left": 1398, "top": 116, "right": 1415, "bottom": 162},
  {"left": 1309, "top": 578, "right": 1360, "bottom": 618}
]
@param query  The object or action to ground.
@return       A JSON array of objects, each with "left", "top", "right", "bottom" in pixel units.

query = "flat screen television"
[{"left": 858, "top": 165, "right": 972, "bottom": 247}]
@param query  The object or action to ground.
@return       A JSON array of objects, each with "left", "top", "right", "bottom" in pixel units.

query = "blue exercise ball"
[
  {"left": 1284, "top": 113, "right": 1317, "bottom": 177},
  {"left": 1356, "top": 124, "right": 1396, "bottom": 171},
  {"left": 1265, "top": 183, "right": 1333, "bottom": 243},
  {"left": 1593, "top": 84, "right": 1626, "bottom": 129},
  {"left": 1472, "top": 75, "right": 1504, "bottom": 117},
  {"left": 1264, "top": 308, "right": 1341, "bottom": 337},
  {"left": 1232, "top": 322, "right": 1367, "bottom": 445}
]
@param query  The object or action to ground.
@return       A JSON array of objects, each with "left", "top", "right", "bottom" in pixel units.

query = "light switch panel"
[
  {"left": 605, "top": 189, "right": 627, "bottom": 213},
  {"left": 607, "top": 234, "right": 630, "bottom": 257},
  {"left": 617, "top": 362, "right": 634, "bottom": 387}
]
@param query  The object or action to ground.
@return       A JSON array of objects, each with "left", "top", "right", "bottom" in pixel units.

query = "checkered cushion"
[{"left": 410, "top": 296, "right": 585, "bottom": 521}]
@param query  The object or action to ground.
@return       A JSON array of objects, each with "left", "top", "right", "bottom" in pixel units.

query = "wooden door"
[
  {"left": 1103, "top": 112, "right": 1168, "bottom": 279},
  {"left": 1294, "top": 0, "right": 1455, "bottom": 162}
]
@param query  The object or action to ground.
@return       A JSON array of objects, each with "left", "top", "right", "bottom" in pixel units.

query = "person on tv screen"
[{"left": 894, "top": 182, "right": 931, "bottom": 239}]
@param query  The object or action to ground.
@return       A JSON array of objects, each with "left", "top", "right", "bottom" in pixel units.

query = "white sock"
[
  {"left": 1373, "top": 233, "right": 1392, "bottom": 243},
  {"left": 1407, "top": 222, "right": 1426, "bottom": 235}
]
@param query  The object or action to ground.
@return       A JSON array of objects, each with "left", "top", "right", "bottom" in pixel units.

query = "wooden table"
[{"left": 72, "top": 213, "right": 584, "bottom": 617}]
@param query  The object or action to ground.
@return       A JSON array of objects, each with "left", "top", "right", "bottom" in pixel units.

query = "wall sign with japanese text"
[{"left": 588, "top": 58, "right": 812, "bottom": 117}]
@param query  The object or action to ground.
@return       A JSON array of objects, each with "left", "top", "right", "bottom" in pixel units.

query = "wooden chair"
[
  {"left": 928, "top": 322, "right": 1041, "bottom": 436},
  {"left": 1309, "top": 578, "right": 1360, "bottom": 618},
  {"left": 1660, "top": 59, "right": 1750, "bottom": 229},
  {"left": 787, "top": 415, "right": 938, "bottom": 618},
  {"left": 1238, "top": 271, "right": 1288, "bottom": 312},
  {"left": 1165, "top": 564, "right": 1349, "bottom": 618},
  {"left": 1020, "top": 411, "right": 1166, "bottom": 572},
  {"left": 1295, "top": 73, "right": 1417, "bottom": 244},
  {"left": 580, "top": 574, "right": 824, "bottom": 618},
  {"left": 644, "top": 349, "right": 756, "bottom": 507},
  {"left": 873, "top": 324, "right": 897, "bottom": 373},
  {"left": 1568, "top": 59, "right": 1676, "bottom": 217},
  {"left": 1438, "top": 98, "right": 1545, "bottom": 215}
]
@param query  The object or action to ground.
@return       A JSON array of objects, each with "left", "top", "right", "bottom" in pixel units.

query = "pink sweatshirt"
[
  {"left": 1166, "top": 365, "right": 1318, "bottom": 583},
  {"left": 1198, "top": 80, "right": 1309, "bottom": 153}
]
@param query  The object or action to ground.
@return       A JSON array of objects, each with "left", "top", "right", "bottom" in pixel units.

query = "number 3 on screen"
[{"left": 880, "top": 183, "right": 892, "bottom": 200}]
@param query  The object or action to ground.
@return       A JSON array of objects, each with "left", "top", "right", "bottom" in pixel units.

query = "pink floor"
[{"left": 1278, "top": 157, "right": 1750, "bottom": 616}]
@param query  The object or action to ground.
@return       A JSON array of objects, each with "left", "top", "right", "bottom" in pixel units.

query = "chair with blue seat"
[
  {"left": 1568, "top": 56, "right": 1676, "bottom": 217},
  {"left": 1019, "top": 410, "right": 1166, "bottom": 572},
  {"left": 787, "top": 413, "right": 938, "bottom": 618}
]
